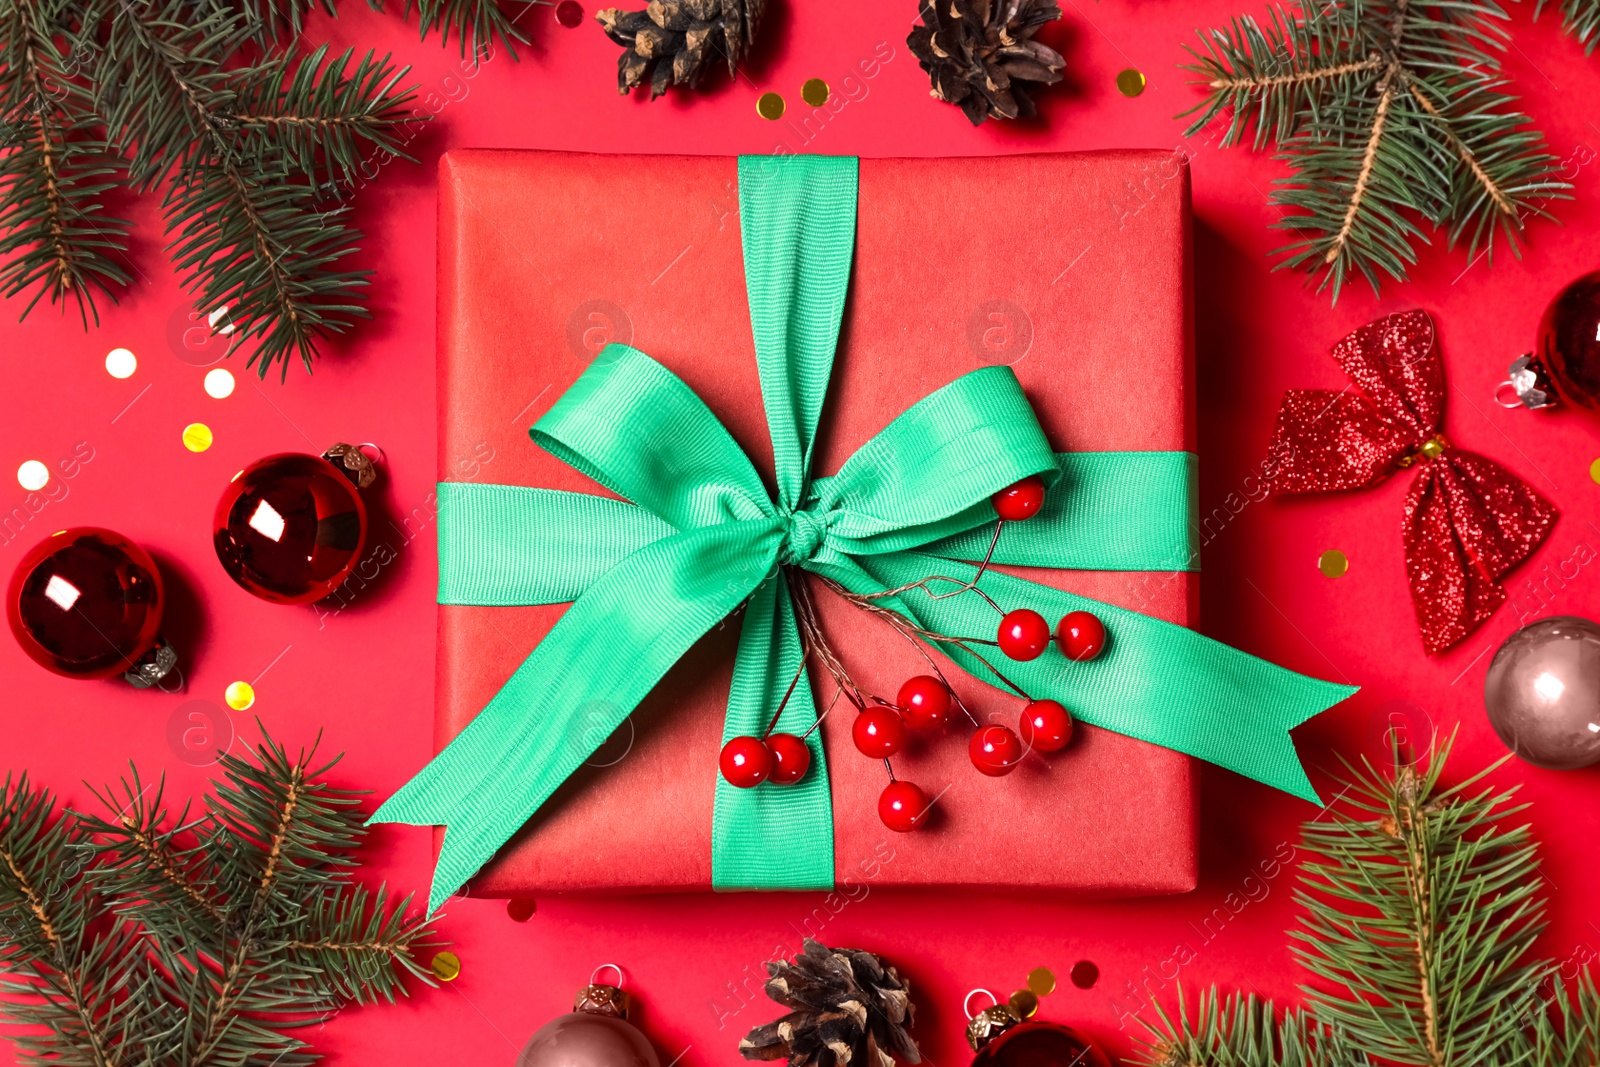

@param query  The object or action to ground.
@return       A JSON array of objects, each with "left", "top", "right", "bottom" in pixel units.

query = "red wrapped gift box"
[{"left": 437, "top": 149, "right": 1197, "bottom": 896}]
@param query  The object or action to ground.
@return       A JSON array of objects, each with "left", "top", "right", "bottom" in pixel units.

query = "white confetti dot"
[
  {"left": 204, "top": 368, "right": 236, "bottom": 398},
  {"left": 105, "top": 347, "right": 137, "bottom": 379},
  {"left": 17, "top": 460, "right": 49, "bottom": 491}
]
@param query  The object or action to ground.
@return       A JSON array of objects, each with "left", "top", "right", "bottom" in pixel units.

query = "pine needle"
[
  {"left": 0, "top": 727, "right": 441, "bottom": 1067},
  {"left": 1130, "top": 734, "right": 1593, "bottom": 1067},
  {"left": 1182, "top": 0, "right": 1570, "bottom": 301}
]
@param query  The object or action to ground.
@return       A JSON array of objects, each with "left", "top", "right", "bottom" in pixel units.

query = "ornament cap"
[
  {"left": 323, "top": 442, "right": 379, "bottom": 489},
  {"left": 1499, "top": 354, "right": 1558, "bottom": 411},
  {"left": 574, "top": 982, "right": 630, "bottom": 1020},
  {"left": 964, "top": 990, "right": 1022, "bottom": 1052},
  {"left": 123, "top": 638, "right": 178, "bottom": 689}
]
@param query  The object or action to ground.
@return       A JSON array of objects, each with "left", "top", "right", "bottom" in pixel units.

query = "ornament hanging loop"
[
  {"left": 575, "top": 965, "right": 631, "bottom": 1020},
  {"left": 591, "top": 963, "right": 624, "bottom": 989},
  {"left": 964, "top": 988, "right": 998, "bottom": 1019}
]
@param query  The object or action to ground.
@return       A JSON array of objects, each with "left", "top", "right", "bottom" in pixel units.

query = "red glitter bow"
[{"left": 1267, "top": 310, "right": 1558, "bottom": 654}]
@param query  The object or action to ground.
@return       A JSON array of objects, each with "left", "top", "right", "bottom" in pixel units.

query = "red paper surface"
[
  {"left": 438, "top": 150, "right": 1198, "bottom": 895},
  {"left": 3, "top": 4, "right": 1599, "bottom": 1065}
]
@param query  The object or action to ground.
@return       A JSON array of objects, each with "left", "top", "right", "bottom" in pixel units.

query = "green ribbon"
[{"left": 375, "top": 155, "right": 1355, "bottom": 913}]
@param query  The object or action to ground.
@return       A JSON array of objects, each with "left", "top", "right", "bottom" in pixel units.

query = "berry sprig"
[{"left": 717, "top": 474, "right": 1105, "bottom": 836}]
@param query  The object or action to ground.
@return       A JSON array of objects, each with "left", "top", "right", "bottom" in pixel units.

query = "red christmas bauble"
[
  {"left": 971, "top": 1021, "right": 1111, "bottom": 1067},
  {"left": 766, "top": 732, "right": 812, "bottom": 785},
  {"left": 969, "top": 724, "right": 1024, "bottom": 776},
  {"left": 992, "top": 475, "right": 1045, "bottom": 521},
  {"left": 7, "top": 528, "right": 164, "bottom": 679},
  {"left": 1019, "top": 700, "right": 1073, "bottom": 753},
  {"left": 897, "top": 675, "right": 951, "bottom": 730},
  {"left": 1537, "top": 270, "right": 1600, "bottom": 413},
  {"left": 853, "top": 706, "right": 907, "bottom": 758},
  {"left": 213, "top": 451, "right": 368, "bottom": 604},
  {"left": 719, "top": 735, "right": 772, "bottom": 788},
  {"left": 998, "top": 609, "right": 1050, "bottom": 660},
  {"left": 878, "top": 780, "right": 929, "bottom": 832},
  {"left": 1055, "top": 611, "right": 1105, "bottom": 661}
]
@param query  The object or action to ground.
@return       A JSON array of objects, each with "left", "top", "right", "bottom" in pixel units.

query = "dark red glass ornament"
[
  {"left": 213, "top": 447, "right": 372, "bottom": 604},
  {"left": 853, "top": 706, "right": 907, "bottom": 758},
  {"left": 970, "top": 1021, "right": 1111, "bottom": 1067},
  {"left": 766, "top": 732, "right": 811, "bottom": 785},
  {"left": 1019, "top": 699, "right": 1073, "bottom": 752},
  {"left": 992, "top": 475, "right": 1045, "bottom": 521},
  {"left": 969, "top": 724, "right": 1024, "bottom": 776},
  {"left": 719, "top": 735, "right": 772, "bottom": 788},
  {"left": 897, "top": 675, "right": 951, "bottom": 730},
  {"left": 878, "top": 780, "right": 929, "bottom": 832},
  {"left": 7, "top": 528, "right": 171, "bottom": 682},
  {"left": 998, "top": 609, "right": 1050, "bottom": 660},
  {"left": 1055, "top": 610, "right": 1105, "bottom": 661},
  {"left": 1537, "top": 270, "right": 1600, "bottom": 415}
]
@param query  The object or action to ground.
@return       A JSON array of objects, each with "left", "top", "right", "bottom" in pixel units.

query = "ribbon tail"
[
  {"left": 374, "top": 520, "right": 779, "bottom": 912},
  {"left": 712, "top": 572, "right": 833, "bottom": 890},
  {"left": 835, "top": 551, "right": 1355, "bottom": 803}
]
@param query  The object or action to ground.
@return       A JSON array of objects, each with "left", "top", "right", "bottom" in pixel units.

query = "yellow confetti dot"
[
  {"left": 801, "top": 78, "right": 829, "bottom": 107},
  {"left": 1319, "top": 549, "right": 1349, "bottom": 578},
  {"left": 183, "top": 423, "right": 214, "bottom": 452},
  {"left": 204, "top": 368, "right": 236, "bottom": 399},
  {"left": 224, "top": 681, "right": 255, "bottom": 711},
  {"left": 105, "top": 347, "right": 138, "bottom": 379},
  {"left": 1009, "top": 989, "right": 1039, "bottom": 1018},
  {"left": 756, "top": 91, "right": 785, "bottom": 120},
  {"left": 1026, "top": 966, "right": 1056, "bottom": 996},
  {"left": 16, "top": 460, "right": 49, "bottom": 492},
  {"left": 1116, "top": 68, "right": 1146, "bottom": 97},
  {"left": 1590, "top": 457, "right": 1600, "bottom": 484},
  {"left": 431, "top": 950, "right": 462, "bottom": 982}
]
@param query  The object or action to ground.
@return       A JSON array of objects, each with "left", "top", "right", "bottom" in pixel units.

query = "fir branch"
[
  {"left": 1537, "top": 0, "right": 1600, "bottom": 53},
  {"left": 0, "top": 0, "right": 132, "bottom": 325},
  {"left": 381, "top": 0, "right": 531, "bottom": 59},
  {"left": 1135, "top": 988, "right": 1371, "bottom": 1067},
  {"left": 1183, "top": 0, "right": 1569, "bottom": 300}
]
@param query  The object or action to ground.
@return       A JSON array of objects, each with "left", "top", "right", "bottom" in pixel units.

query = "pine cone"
[
  {"left": 596, "top": 0, "right": 766, "bottom": 99},
  {"left": 739, "top": 940, "right": 920, "bottom": 1067},
  {"left": 907, "top": 0, "right": 1066, "bottom": 125}
]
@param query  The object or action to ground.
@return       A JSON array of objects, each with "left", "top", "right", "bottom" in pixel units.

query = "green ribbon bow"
[{"left": 375, "top": 155, "right": 1356, "bottom": 913}]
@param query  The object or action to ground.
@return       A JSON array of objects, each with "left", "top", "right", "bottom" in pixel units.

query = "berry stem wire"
[{"left": 854, "top": 521, "right": 1008, "bottom": 616}]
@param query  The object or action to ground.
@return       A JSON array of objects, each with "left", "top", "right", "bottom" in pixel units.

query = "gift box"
[{"left": 429, "top": 148, "right": 1205, "bottom": 898}]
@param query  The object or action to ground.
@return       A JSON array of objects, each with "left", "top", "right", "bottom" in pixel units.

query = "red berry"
[
  {"left": 853, "top": 706, "right": 907, "bottom": 758},
  {"left": 998, "top": 609, "right": 1050, "bottom": 660},
  {"left": 969, "top": 724, "right": 1025, "bottom": 776},
  {"left": 1020, "top": 699, "right": 1073, "bottom": 753},
  {"left": 1056, "top": 610, "right": 1107, "bottom": 661},
  {"left": 766, "top": 732, "right": 811, "bottom": 785},
  {"left": 719, "top": 735, "right": 772, "bottom": 788},
  {"left": 878, "top": 780, "right": 930, "bottom": 832},
  {"left": 993, "top": 475, "right": 1046, "bottom": 522},
  {"left": 897, "top": 675, "right": 951, "bottom": 730}
]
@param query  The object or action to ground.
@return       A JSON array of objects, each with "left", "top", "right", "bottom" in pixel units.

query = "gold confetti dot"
[
  {"left": 1009, "top": 989, "right": 1039, "bottom": 1018},
  {"left": 1319, "top": 549, "right": 1349, "bottom": 578},
  {"left": 756, "top": 91, "right": 785, "bottom": 120},
  {"left": 801, "top": 78, "right": 829, "bottom": 107},
  {"left": 183, "top": 423, "right": 214, "bottom": 452},
  {"left": 204, "top": 368, "right": 236, "bottom": 399},
  {"left": 225, "top": 681, "right": 255, "bottom": 711},
  {"left": 1590, "top": 457, "right": 1600, "bottom": 484},
  {"left": 431, "top": 950, "right": 462, "bottom": 981},
  {"left": 105, "top": 347, "right": 138, "bottom": 379},
  {"left": 1115, "top": 68, "right": 1146, "bottom": 97},
  {"left": 1027, "top": 966, "right": 1056, "bottom": 996},
  {"left": 16, "top": 460, "right": 49, "bottom": 492}
]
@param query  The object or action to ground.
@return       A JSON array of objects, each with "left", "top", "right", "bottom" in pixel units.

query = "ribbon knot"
[
  {"left": 778, "top": 508, "right": 828, "bottom": 566},
  {"left": 1267, "top": 310, "right": 1557, "bottom": 654}
]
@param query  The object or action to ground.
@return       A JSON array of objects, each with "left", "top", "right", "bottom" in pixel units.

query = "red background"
[{"left": 3, "top": 1, "right": 1599, "bottom": 1064}]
